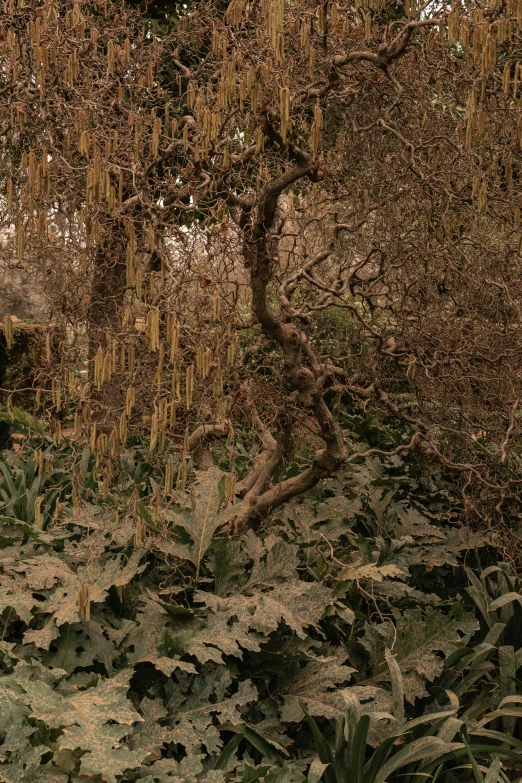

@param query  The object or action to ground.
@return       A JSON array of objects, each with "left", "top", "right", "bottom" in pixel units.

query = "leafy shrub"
[{"left": 0, "top": 432, "right": 520, "bottom": 783}]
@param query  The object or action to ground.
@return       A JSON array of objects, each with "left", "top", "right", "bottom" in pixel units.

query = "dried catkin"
[
  {"left": 78, "top": 583, "right": 91, "bottom": 621},
  {"left": 185, "top": 364, "right": 194, "bottom": 409},
  {"left": 164, "top": 453, "right": 174, "bottom": 496},
  {"left": 225, "top": 473, "right": 236, "bottom": 502},
  {"left": 150, "top": 406, "right": 159, "bottom": 452},
  {"left": 311, "top": 104, "right": 323, "bottom": 158},
  {"left": 280, "top": 86, "right": 290, "bottom": 142},
  {"left": 167, "top": 315, "right": 180, "bottom": 362},
  {"left": 156, "top": 343, "right": 165, "bottom": 389},
  {"left": 119, "top": 411, "right": 128, "bottom": 444},
  {"left": 134, "top": 513, "right": 145, "bottom": 548},
  {"left": 147, "top": 308, "right": 160, "bottom": 352},
  {"left": 478, "top": 180, "right": 487, "bottom": 213},
  {"left": 3, "top": 314, "right": 14, "bottom": 349},
  {"left": 176, "top": 458, "right": 187, "bottom": 495}
]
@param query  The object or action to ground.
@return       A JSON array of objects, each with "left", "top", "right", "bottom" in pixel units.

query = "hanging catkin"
[
  {"left": 448, "top": 9, "right": 459, "bottom": 41},
  {"left": 3, "top": 314, "right": 14, "bottom": 349},
  {"left": 364, "top": 11, "right": 371, "bottom": 41},
  {"left": 225, "top": 473, "right": 236, "bottom": 503},
  {"left": 225, "top": 0, "right": 245, "bottom": 27},
  {"left": 149, "top": 407, "right": 159, "bottom": 453},
  {"left": 147, "top": 308, "right": 160, "bottom": 352},
  {"left": 176, "top": 458, "right": 187, "bottom": 495},
  {"left": 119, "top": 411, "right": 128, "bottom": 444},
  {"left": 503, "top": 61, "right": 511, "bottom": 96},
  {"left": 212, "top": 290, "right": 221, "bottom": 321},
  {"left": 164, "top": 453, "right": 174, "bottom": 496},
  {"left": 185, "top": 364, "right": 194, "bottom": 409},
  {"left": 478, "top": 180, "right": 487, "bottom": 213},
  {"left": 280, "top": 87, "right": 290, "bottom": 142},
  {"left": 78, "top": 584, "right": 90, "bottom": 621},
  {"left": 311, "top": 104, "right": 323, "bottom": 158},
  {"left": 134, "top": 512, "right": 146, "bottom": 548},
  {"left": 126, "top": 243, "right": 134, "bottom": 286},
  {"left": 167, "top": 314, "right": 179, "bottom": 362},
  {"left": 156, "top": 343, "right": 165, "bottom": 390}
]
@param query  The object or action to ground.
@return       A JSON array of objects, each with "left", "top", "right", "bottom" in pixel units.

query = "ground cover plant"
[
  {"left": 0, "top": 417, "right": 521, "bottom": 783},
  {"left": 2, "top": 0, "right": 522, "bottom": 529}
]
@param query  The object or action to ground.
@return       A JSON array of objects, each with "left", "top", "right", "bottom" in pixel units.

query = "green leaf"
[
  {"left": 200, "top": 578, "right": 331, "bottom": 641},
  {"left": 0, "top": 581, "right": 39, "bottom": 624},
  {"left": 2, "top": 551, "right": 145, "bottom": 629},
  {"left": 308, "top": 757, "right": 329, "bottom": 783},
  {"left": 499, "top": 645, "right": 516, "bottom": 736},
  {"left": 374, "top": 737, "right": 451, "bottom": 783},
  {"left": 385, "top": 648, "right": 404, "bottom": 723},
  {"left": 164, "top": 468, "right": 233, "bottom": 576},
  {"left": 210, "top": 539, "right": 248, "bottom": 597},
  {"left": 246, "top": 540, "right": 299, "bottom": 588},
  {"left": 280, "top": 657, "right": 356, "bottom": 721},
  {"left": 0, "top": 679, "right": 28, "bottom": 733},
  {"left": 237, "top": 726, "right": 285, "bottom": 766},
  {"left": 460, "top": 728, "right": 484, "bottom": 783},
  {"left": 303, "top": 711, "right": 336, "bottom": 783},
  {"left": 350, "top": 715, "right": 370, "bottom": 783},
  {"left": 214, "top": 733, "right": 243, "bottom": 771},
  {"left": 484, "top": 758, "right": 502, "bottom": 783},
  {"left": 488, "top": 592, "right": 522, "bottom": 612},
  {"left": 23, "top": 621, "right": 60, "bottom": 651},
  {"left": 164, "top": 668, "right": 258, "bottom": 754},
  {"left": 18, "top": 670, "right": 145, "bottom": 783},
  {"left": 0, "top": 659, "right": 66, "bottom": 736},
  {"left": 127, "top": 696, "right": 171, "bottom": 762},
  {"left": 361, "top": 605, "right": 479, "bottom": 702}
]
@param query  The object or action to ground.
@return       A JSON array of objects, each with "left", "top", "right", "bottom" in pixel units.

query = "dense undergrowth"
[{"left": 1, "top": 411, "right": 522, "bottom": 783}]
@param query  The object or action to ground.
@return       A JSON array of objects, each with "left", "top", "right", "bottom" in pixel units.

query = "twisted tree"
[{"left": 1, "top": 0, "right": 522, "bottom": 529}]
